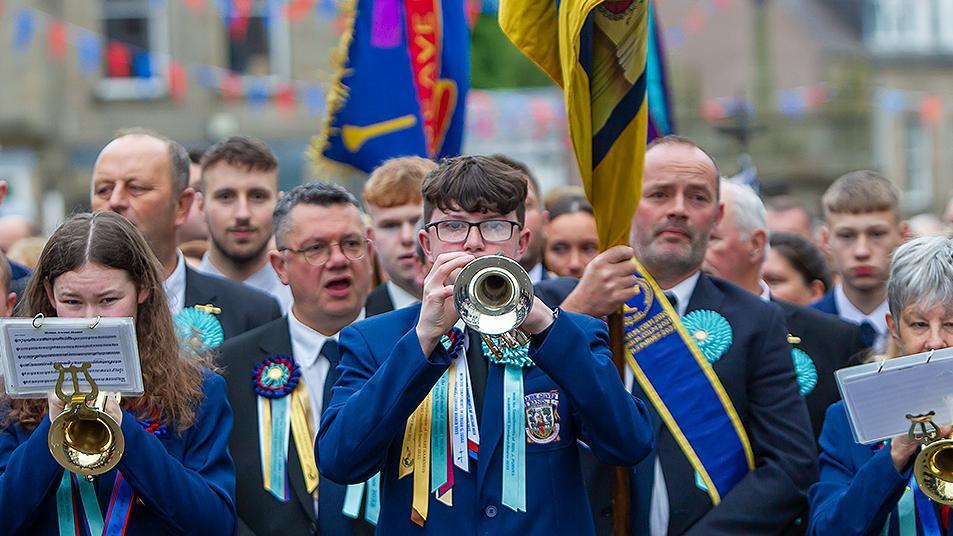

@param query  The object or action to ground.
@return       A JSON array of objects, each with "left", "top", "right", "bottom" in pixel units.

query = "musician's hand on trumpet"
[
  {"left": 47, "top": 391, "right": 123, "bottom": 427},
  {"left": 521, "top": 296, "right": 556, "bottom": 336},
  {"left": 416, "top": 251, "right": 475, "bottom": 356},
  {"left": 891, "top": 424, "right": 953, "bottom": 472}
]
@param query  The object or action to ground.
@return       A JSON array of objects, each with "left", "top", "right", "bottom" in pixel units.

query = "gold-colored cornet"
[
  {"left": 48, "top": 362, "right": 124, "bottom": 478},
  {"left": 908, "top": 412, "right": 953, "bottom": 504},
  {"left": 452, "top": 255, "right": 534, "bottom": 357}
]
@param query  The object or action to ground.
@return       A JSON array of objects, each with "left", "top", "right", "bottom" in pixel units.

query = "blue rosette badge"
[
  {"left": 252, "top": 355, "right": 301, "bottom": 398},
  {"left": 681, "top": 310, "right": 733, "bottom": 364},
  {"left": 174, "top": 308, "right": 224, "bottom": 354},
  {"left": 252, "top": 354, "right": 304, "bottom": 502}
]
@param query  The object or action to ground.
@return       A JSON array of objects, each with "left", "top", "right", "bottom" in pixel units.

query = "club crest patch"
[{"left": 524, "top": 391, "right": 560, "bottom": 444}]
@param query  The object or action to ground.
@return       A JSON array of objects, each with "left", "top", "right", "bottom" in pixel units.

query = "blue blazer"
[
  {"left": 808, "top": 402, "right": 951, "bottom": 536},
  {"left": 810, "top": 290, "right": 839, "bottom": 316},
  {"left": 316, "top": 304, "right": 654, "bottom": 535},
  {"left": 0, "top": 371, "right": 236, "bottom": 535}
]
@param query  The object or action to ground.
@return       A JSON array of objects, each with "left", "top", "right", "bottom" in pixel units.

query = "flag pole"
[{"left": 608, "top": 312, "right": 631, "bottom": 535}]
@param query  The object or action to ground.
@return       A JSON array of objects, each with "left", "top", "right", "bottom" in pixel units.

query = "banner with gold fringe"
[{"left": 309, "top": 0, "right": 470, "bottom": 174}]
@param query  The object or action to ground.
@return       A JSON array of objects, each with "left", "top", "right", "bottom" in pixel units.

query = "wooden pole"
[{"left": 608, "top": 311, "right": 631, "bottom": 535}]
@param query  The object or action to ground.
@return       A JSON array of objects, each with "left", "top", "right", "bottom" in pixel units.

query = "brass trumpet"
[
  {"left": 48, "top": 363, "right": 124, "bottom": 478},
  {"left": 908, "top": 412, "right": 953, "bottom": 504},
  {"left": 452, "top": 255, "right": 534, "bottom": 356}
]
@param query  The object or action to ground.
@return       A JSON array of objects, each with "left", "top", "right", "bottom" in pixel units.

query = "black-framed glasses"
[
  {"left": 279, "top": 237, "right": 371, "bottom": 266},
  {"left": 425, "top": 220, "right": 521, "bottom": 243}
]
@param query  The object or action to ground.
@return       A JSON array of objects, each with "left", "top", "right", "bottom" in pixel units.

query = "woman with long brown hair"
[{"left": 0, "top": 211, "right": 235, "bottom": 535}]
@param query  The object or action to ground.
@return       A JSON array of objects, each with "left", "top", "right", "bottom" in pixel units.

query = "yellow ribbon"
[
  {"left": 261, "top": 398, "right": 273, "bottom": 491},
  {"left": 399, "top": 410, "right": 417, "bottom": 479},
  {"left": 291, "top": 381, "right": 320, "bottom": 494},
  {"left": 410, "top": 393, "right": 432, "bottom": 526}
]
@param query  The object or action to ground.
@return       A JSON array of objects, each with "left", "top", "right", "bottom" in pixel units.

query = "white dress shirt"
[
  {"left": 288, "top": 308, "right": 366, "bottom": 437},
  {"left": 198, "top": 253, "right": 293, "bottom": 314},
  {"left": 618, "top": 270, "right": 700, "bottom": 536},
  {"left": 527, "top": 262, "right": 545, "bottom": 284},
  {"left": 833, "top": 283, "right": 889, "bottom": 353},
  {"left": 163, "top": 252, "right": 187, "bottom": 315},
  {"left": 385, "top": 280, "right": 420, "bottom": 310}
]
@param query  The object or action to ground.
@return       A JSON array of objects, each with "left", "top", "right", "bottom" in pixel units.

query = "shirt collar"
[
  {"left": 834, "top": 283, "right": 889, "bottom": 335},
  {"left": 386, "top": 281, "right": 420, "bottom": 310},
  {"left": 527, "top": 263, "right": 544, "bottom": 284},
  {"left": 163, "top": 251, "right": 187, "bottom": 315},
  {"left": 288, "top": 308, "right": 366, "bottom": 367},
  {"left": 197, "top": 252, "right": 221, "bottom": 277},
  {"left": 662, "top": 271, "right": 700, "bottom": 318}
]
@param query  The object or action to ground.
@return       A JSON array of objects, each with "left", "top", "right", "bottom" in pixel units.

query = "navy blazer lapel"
[
  {"left": 256, "top": 318, "right": 316, "bottom": 521},
  {"left": 183, "top": 266, "right": 220, "bottom": 307},
  {"left": 685, "top": 274, "right": 727, "bottom": 315},
  {"left": 811, "top": 290, "right": 839, "bottom": 316},
  {"left": 476, "top": 362, "right": 504, "bottom": 494}
]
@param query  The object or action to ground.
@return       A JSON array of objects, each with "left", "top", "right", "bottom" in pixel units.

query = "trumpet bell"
[
  {"left": 49, "top": 403, "right": 124, "bottom": 477},
  {"left": 914, "top": 439, "right": 953, "bottom": 504},
  {"left": 453, "top": 255, "right": 534, "bottom": 336}
]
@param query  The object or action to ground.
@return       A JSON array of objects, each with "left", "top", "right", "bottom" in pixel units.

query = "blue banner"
[{"left": 314, "top": 0, "right": 470, "bottom": 173}]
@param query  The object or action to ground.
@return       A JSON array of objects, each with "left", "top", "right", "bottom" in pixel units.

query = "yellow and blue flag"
[
  {"left": 500, "top": 0, "right": 650, "bottom": 249},
  {"left": 311, "top": 0, "right": 470, "bottom": 173}
]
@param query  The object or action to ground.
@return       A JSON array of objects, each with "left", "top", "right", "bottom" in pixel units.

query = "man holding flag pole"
[{"left": 500, "top": 0, "right": 816, "bottom": 534}]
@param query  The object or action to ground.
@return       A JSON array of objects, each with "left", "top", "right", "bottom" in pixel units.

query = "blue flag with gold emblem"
[{"left": 311, "top": 0, "right": 469, "bottom": 173}]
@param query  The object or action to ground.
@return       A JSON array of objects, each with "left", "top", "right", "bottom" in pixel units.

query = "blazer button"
[{"left": 484, "top": 505, "right": 498, "bottom": 518}]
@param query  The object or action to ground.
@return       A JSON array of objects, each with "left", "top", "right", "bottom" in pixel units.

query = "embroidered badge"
[
  {"left": 174, "top": 308, "right": 224, "bottom": 354},
  {"left": 622, "top": 277, "right": 654, "bottom": 323},
  {"left": 791, "top": 347, "right": 818, "bottom": 396},
  {"left": 681, "top": 310, "right": 733, "bottom": 364},
  {"left": 524, "top": 391, "right": 560, "bottom": 444}
]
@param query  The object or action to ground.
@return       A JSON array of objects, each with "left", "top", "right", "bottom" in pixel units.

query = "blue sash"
[{"left": 622, "top": 262, "right": 754, "bottom": 503}]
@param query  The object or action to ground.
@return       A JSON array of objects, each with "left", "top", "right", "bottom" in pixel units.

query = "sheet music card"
[
  {"left": 836, "top": 347, "right": 953, "bottom": 445},
  {"left": 0, "top": 317, "right": 144, "bottom": 398}
]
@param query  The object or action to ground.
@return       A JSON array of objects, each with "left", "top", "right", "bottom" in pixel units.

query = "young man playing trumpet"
[{"left": 316, "top": 155, "right": 653, "bottom": 534}]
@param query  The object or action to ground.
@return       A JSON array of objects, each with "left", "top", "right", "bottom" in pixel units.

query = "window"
[
  {"left": 870, "top": 0, "right": 953, "bottom": 53},
  {"left": 96, "top": 0, "right": 170, "bottom": 100},
  {"left": 902, "top": 113, "right": 933, "bottom": 211},
  {"left": 226, "top": 1, "right": 291, "bottom": 78}
]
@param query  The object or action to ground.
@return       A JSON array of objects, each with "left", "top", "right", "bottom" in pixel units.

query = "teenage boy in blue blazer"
[{"left": 317, "top": 155, "right": 653, "bottom": 535}]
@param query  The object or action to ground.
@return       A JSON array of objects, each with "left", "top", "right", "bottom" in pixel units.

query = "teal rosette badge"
[
  {"left": 174, "top": 308, "right": 225, "bottom": 354},
  {"left": 791, "top": 348, "right": 818, "bottom": 396},
  {"left": 681, "top": 310, "right": 733, "bottom": 364}
]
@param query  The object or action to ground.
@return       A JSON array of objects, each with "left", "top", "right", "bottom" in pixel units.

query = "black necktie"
[
  {"left": 320, "top": 338, "right": 339, "bottom": 362},
  {"left": 859, "top": 321, "right": 877, "bottom": 349},
  {"left": 466, "top": 329, "right": 487, "bottom": 422}
]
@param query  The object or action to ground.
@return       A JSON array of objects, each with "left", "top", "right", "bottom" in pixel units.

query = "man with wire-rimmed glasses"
[{"left": 219, "top": 182, "right": 376, "bottom": 536}]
